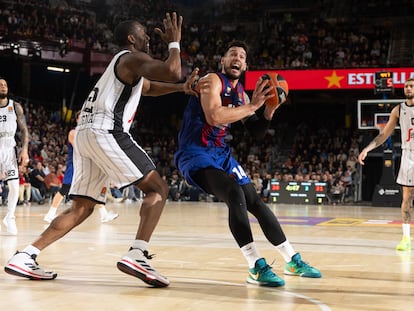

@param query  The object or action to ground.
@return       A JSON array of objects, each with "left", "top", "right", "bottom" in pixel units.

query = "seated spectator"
[
  {"left": 0, "top": 178, "right": 9, "bottom": 206},
  {"left": 327, "top": 179, "right": 346, "bottom": 204},
  {"left": 261, "top": 173, "right": 272, "bottom": 202},
  {"left": 168, "top": 172, "right": 187, "bottom": 201},
  {"left": 341, "top": 170, "right": 354, "bottom": 202},
  {"left": 44, "top": 164, "right": 62, "bottom": 198},
  {"left": 29, "top": 161, "right": 47, "bottom": 198},
  {"left": 30, "top": 186, "right": 45, "bottom": 205},
  {"left": 18, "top": 165, "right": 31, "bottom": 205},
  {"left": 107, "top": 181, "right": 124, "bottom": 203},
  {"left": 252, "top": 173, "right": 263, "bottom": 196},
  {"left": 186, "top": 183, "right": 201, "bottom": 201},
  {"left": 123, "top": 185, "right": 141, "bottom": 202}
]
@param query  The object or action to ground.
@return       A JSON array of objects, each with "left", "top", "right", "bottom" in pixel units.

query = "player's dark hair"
[
  {"left": 114, "top": 20, "right": 139, "bottom": 46},
  {"left": 225, "top": 40, "right": 249, "bottom": 56},
  {"left": 405, "top": 78, "right": 414, "bottom": 84}
]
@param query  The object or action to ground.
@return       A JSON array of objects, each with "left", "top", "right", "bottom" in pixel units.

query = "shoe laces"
[
  {"left": 142, "top": 250, "right": 155, "bottom": 260},
  {"left": 18, "top": 251, "right": 39, "bottom": 265},
  {"left": 129, "top": 247, "right": 155, "bottom": 260},
  {"left": 258, "top": 262, "right": 275, "bottom": 276},
  {"left": 293, "top": 257, "right": 311, "bottom": 269},
  {"left": 30, "top": 254, "right": 40, "bottom": 265}
]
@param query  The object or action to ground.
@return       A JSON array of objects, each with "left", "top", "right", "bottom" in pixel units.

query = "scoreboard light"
[
  {"left": 374, "top": 71, "right": 394, "bottom": 94},
  {"left": 270, "top": 180, "right": 328, "bottom": 204}
]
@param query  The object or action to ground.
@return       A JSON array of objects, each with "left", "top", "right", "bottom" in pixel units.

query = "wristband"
[{"left": 168, "top": 41, "right": 180, "bottom": 51}]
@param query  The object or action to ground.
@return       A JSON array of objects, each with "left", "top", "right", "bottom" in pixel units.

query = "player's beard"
[
  {"left": 0, "top": 93, "right": 7, "bottom": 99},
  {"left": 406, "top": 94, "right": 414, "bottom": 100},
  {"left": 223, "top": 66, "right": 241, "bottom": 81}
]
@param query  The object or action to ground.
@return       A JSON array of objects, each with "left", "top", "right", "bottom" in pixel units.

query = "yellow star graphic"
[{"left": 325, "top": 70, "right": 344, "bottom": 88}]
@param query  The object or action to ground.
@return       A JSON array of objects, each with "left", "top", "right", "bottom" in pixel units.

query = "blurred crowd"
[{"left": 0, "top": 0, "right": 403, "bottom": 77}]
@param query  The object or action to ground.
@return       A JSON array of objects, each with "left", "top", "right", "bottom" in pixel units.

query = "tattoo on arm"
[
  {"left": 15, "top": 102, "right": 29, "bottom": 151},
  {"left": 371, "top": 132, "right": 385, "bottom": 149}
]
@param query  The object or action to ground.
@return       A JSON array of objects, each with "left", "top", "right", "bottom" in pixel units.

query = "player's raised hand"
[
  {"left": 249, "top": 77, "right": 274, "bottom": 110},
  {"left": 154, "top": 12, "right": 182, "bottom": 44}
]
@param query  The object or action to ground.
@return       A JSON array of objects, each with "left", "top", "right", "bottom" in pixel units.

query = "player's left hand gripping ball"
[{"left": 261, "top": 73, "right": 289, "bottom": 109}]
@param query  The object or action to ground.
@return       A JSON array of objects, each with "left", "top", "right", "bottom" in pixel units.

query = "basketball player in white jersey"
[
  {"left": 0, "top": 77, "right": 29, "bottom": 235},
  {"left": 358, "top": 77, "right": 414, "bottom": 251},
  {"left": 5, "top": 12, "right": 198, "bottom": 286}
]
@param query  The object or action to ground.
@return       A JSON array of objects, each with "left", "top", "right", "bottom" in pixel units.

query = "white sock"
[
  {"left": 7, "top": 179, "right": 19, "bottom": 217},
  {"left": 98, "top": 204, "right": 107, "bottom": 217},
  {"left": 402, "top": 223, "right": 410, "bottom": 237},
  {"left": 276, "top": 240, "right": 296, "bottom": 262},
  {"left": 47, "top": 206, "right": 57, "bottom": 216},
  {"left": 22, "top": 245, "right": 40, "bottom": 257},
  {"left": 241, "top": 242, "right": 260, "bottom": 268},
  {"left": 132, "top": 240, "right": 148, "bottom": 251}
]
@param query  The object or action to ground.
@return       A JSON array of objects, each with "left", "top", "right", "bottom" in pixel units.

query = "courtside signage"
[{"left": 245, "top": 68, "right": 414, "bottom": 90}]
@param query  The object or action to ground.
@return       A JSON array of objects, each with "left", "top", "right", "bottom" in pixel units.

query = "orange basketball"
[{"left": 261, "top": 73, "right": 289, "bottom": 109}]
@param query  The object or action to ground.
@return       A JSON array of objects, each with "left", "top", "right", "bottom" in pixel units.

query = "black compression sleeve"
[{"left": 244, "top": 107, "right": 271, "bottom": 141}]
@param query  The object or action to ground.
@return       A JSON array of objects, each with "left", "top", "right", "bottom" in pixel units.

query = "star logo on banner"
[{"left": 325, "top": 70, "right": 344, "bottom": 88}]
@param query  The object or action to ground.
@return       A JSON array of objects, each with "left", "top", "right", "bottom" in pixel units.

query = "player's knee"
[{"left": 225, "top": 183, "right": 245, "bottom": 205}]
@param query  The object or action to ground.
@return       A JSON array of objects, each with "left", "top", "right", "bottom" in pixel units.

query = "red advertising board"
[{"left": 244, "top": 68, "right": 414, "bottom": 91}]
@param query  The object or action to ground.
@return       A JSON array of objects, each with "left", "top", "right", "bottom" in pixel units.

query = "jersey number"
[
  {"left": 81, "top": 87, "right": 99, "bottom": 124},
  {"left": 232, "top": 165, "right": 248, "bottom": 180}
]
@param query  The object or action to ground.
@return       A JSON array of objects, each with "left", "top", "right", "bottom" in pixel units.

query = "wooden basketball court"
[{"left": 1, "top": 200, "right": 413, "bottom": 311}]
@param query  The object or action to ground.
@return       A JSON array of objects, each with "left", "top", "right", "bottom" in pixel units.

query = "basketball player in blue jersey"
[
  {"left": 174, "top": 41, "right": 321, "bottom": 287},
  {"left": 0, "top": 77, "right": 29, "bottom": 235},
  {"left": 359, "top": 78, "right": 414, "bottom": 251},
  {"left": 5, "top": 12, "right": 198, "bottom": 287}
]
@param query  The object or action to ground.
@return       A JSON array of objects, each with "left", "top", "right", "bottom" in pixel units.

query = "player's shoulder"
[
  {"left": 200, "top": 72, "right": 219, "bottom": 82},
  {"left": 12, "top": 100, "right": 24, "bottom": 112},
  {"left": 194, "top": 72, "right": 221, "bottom": 94}
]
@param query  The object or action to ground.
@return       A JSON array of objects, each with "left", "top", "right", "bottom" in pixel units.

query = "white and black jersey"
[
  {"left": 0, "top": 99, "right": 19, "bottom": 180},
  {"left": 71, "top": 50, "right": 155, "bottom": 203},
  {"left": 0, "top": 99, "right": 17, "bottom": 148},
  {"left": 77, "top": 50, "right": 142, "bottom": 133},
  {"left": 397, "top": 102, "right": 414, "bottom": 186}
]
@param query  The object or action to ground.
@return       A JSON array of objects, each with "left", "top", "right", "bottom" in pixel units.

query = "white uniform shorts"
[
  {"left": 70, "top": 128, "right": 156, "bottom": 203},
  {"left": 396, "top": 149, "right": 414, "bottom": 186},
  {"left": 0, "top": 147, "right": 18, "bottom": 181}
]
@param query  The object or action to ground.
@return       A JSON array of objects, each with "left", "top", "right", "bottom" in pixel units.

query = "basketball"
[{"left": 261, "top": 73, "right": 289, "bottom": 109}]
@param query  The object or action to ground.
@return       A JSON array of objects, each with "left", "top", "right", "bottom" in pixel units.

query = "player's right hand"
[
  {"left": 358, "top": 150, "right": 367, "bottom": 165},
  {"left": 250, "top": 77, "right": 274, "bottom": 110},
  {"left": 184, "top": 68, "right": 200, "bottom": 97}
]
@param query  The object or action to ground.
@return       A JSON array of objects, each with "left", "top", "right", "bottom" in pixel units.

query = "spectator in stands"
[
  {"left": 331, "top": 178, "right": 346, "bottom": 204},
  {"left": 168, "top": 171, "right": 187, "bottom": 201},
  {"left": 43, "top": 164, "right": 61, "bottom": 199},
  {"left": 108, "top": 181, "right": 124, "bottom": 203},
  {"left": 0, "top": 175, "right": 8, "bottom": 206},
  {"left": 261, "top": 173, "right": 272, "bottom": 202},
  {"left": 29, "top": 160, "right": 47, "bottom": 198},
  {"left": 252, "top": 173, "right": 263, "bottom": 196},
  {"left": 18, "top": 164, "right": 31, "bottom": 205},
  {"left": 30, "top": 183, "right": 45, "bottom": 205}
]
